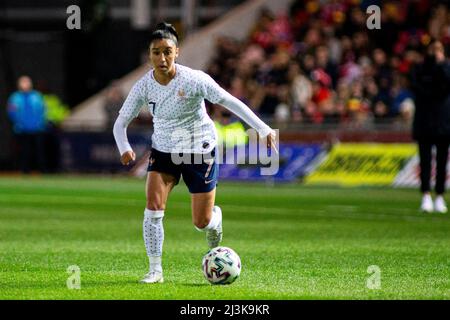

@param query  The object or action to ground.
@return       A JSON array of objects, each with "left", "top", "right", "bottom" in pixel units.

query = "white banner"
[{"left": 393, "top": 154, "right": 450, "bottom": 188}]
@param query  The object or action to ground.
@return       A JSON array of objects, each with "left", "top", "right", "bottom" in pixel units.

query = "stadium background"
[
  {"left": 1, "top": 0, "right": 448, "bottom": 187},
  {"left": 1, "top": 0, "right": 450, "bottom": 300}
]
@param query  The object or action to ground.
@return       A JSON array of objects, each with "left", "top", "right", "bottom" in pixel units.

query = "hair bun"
[
  {"left": 155, "top": 22, "right": 170, "bottom": 30},
  {"left": 155, "top": 22, "right": 179, "bottom": 40}
]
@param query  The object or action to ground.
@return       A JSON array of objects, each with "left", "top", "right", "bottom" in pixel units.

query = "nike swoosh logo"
[{"left": 205, "top": 179, "right": 214, "bottom": 184}]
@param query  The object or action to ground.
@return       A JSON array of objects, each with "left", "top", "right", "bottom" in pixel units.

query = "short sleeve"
[
  {"left": 197, "top": 71, "right": 228, "bottom": 104},
  {"left": 119, "top": 78, "right": 147, "bottom": 121}
]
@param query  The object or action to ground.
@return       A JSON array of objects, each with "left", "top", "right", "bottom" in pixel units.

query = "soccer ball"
[{"left": 202, "top": 246, "right": 241, "bottom": 285}]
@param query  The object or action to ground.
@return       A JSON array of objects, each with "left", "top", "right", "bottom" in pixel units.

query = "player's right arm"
[{"left": 113, "top": 79, "right": 146, "bottom": 165}]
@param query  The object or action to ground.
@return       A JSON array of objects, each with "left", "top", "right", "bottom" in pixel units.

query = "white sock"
[
  {"left": 149, "top": 256, "right": 162, "bottom": 274},
  {"left": 423, "top": 194, "right": 432, "bottom": 201},
  {"left": 195, "top": 206, "right": 222, "bottom": 232},
  {"left": 143, "top": 208, "right": 164, "bottom": 273}
]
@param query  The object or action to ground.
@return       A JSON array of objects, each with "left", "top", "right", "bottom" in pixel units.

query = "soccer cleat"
[
  {"left": 140, "top": 271, "right": 164, "bottom": 284},
  {"left": 434, "top": 196, "right": 448, "bottom": 213},
  {"left": 206, "top": 206, "right": 223, "bottom": 248},
  {"left": 420, "top": 194, "right": 434, "bottom": 213}
]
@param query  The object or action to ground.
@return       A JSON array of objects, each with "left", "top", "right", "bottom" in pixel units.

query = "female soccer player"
[{"left": 113, "top": 22, "right": 277, "bottom": 283}]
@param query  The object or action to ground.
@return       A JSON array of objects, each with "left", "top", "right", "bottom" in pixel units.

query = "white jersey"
[{"left": 115, "top": 63, "right": 273, "bottom": 155}]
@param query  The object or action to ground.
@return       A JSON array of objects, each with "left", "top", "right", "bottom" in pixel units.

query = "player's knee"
[
  {"left": 192, "top": 216, "right": 209, "bottom": 229},
  {"left": 146, "top": 200, "right": 165, "bottom": 211}
]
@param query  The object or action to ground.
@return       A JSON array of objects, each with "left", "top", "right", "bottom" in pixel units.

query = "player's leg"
[
  {"left": 141, "top": 171, "right": 177, "bottom": 283},
  {"left": 418, "top": 140, "right": 433, "bottom": 212},
  {"left": 434, "top": 140, "right": 449, "bottom": 213},
  {"left": 141, "top": 148, "right": 181, "bottom": 284},
  {"left": 191, "top": 189, "right": 223, "bottom": 248},
  {"left": 183, "top": 149, "right": 222, "bottom": 248}
]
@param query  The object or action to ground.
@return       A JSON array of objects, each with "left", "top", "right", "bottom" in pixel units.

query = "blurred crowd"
[{"left": 206, "top": 0, "right": 450, "bottom": 128}]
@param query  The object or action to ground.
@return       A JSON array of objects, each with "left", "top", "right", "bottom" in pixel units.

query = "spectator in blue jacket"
[{"left": 7, "top": 75, "right": 48, "bottom": 173}]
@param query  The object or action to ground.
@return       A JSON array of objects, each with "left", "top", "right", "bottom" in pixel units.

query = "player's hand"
[
  {"left": 120, "top": 151, "right": 136, "bottom": 165},
  {"left": 267, "top": 130, "right": 278, "bottom": 155}
]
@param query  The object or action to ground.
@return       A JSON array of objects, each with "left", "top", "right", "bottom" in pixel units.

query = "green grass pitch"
[{"left": 0, "top": 176, "right": 449, "bottom": 300}]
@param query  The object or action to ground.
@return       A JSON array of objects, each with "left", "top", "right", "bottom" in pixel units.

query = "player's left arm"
[
  {"left": 199, "top": 72, "right": 278, "bottom": 153},
  {"left": 219, "top": 92, "right": 278, "bottom": 153}
]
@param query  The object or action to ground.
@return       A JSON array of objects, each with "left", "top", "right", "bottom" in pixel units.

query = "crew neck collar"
[{"left": 151, "top": 64, "right": 178, "bottom": 87}]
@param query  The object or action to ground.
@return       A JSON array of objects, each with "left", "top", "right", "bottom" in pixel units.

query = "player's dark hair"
[{"left": 149, "top": 22, "right": 179, "bottom": 47}]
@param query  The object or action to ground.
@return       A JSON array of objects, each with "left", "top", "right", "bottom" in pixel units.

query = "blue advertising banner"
[
  {"left": 60, "top": 131, "right": 151, "bottom": 172},
  {"left": 218, "top": 143, "right": 325, "bottom": 182},
  {"left": 59, "top": 132, "right": 324, "bottom": 182}
]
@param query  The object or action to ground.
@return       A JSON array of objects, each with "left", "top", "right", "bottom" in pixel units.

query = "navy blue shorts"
[{"left": 147, "top": 148, "right": 218, "bottom": 193}]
